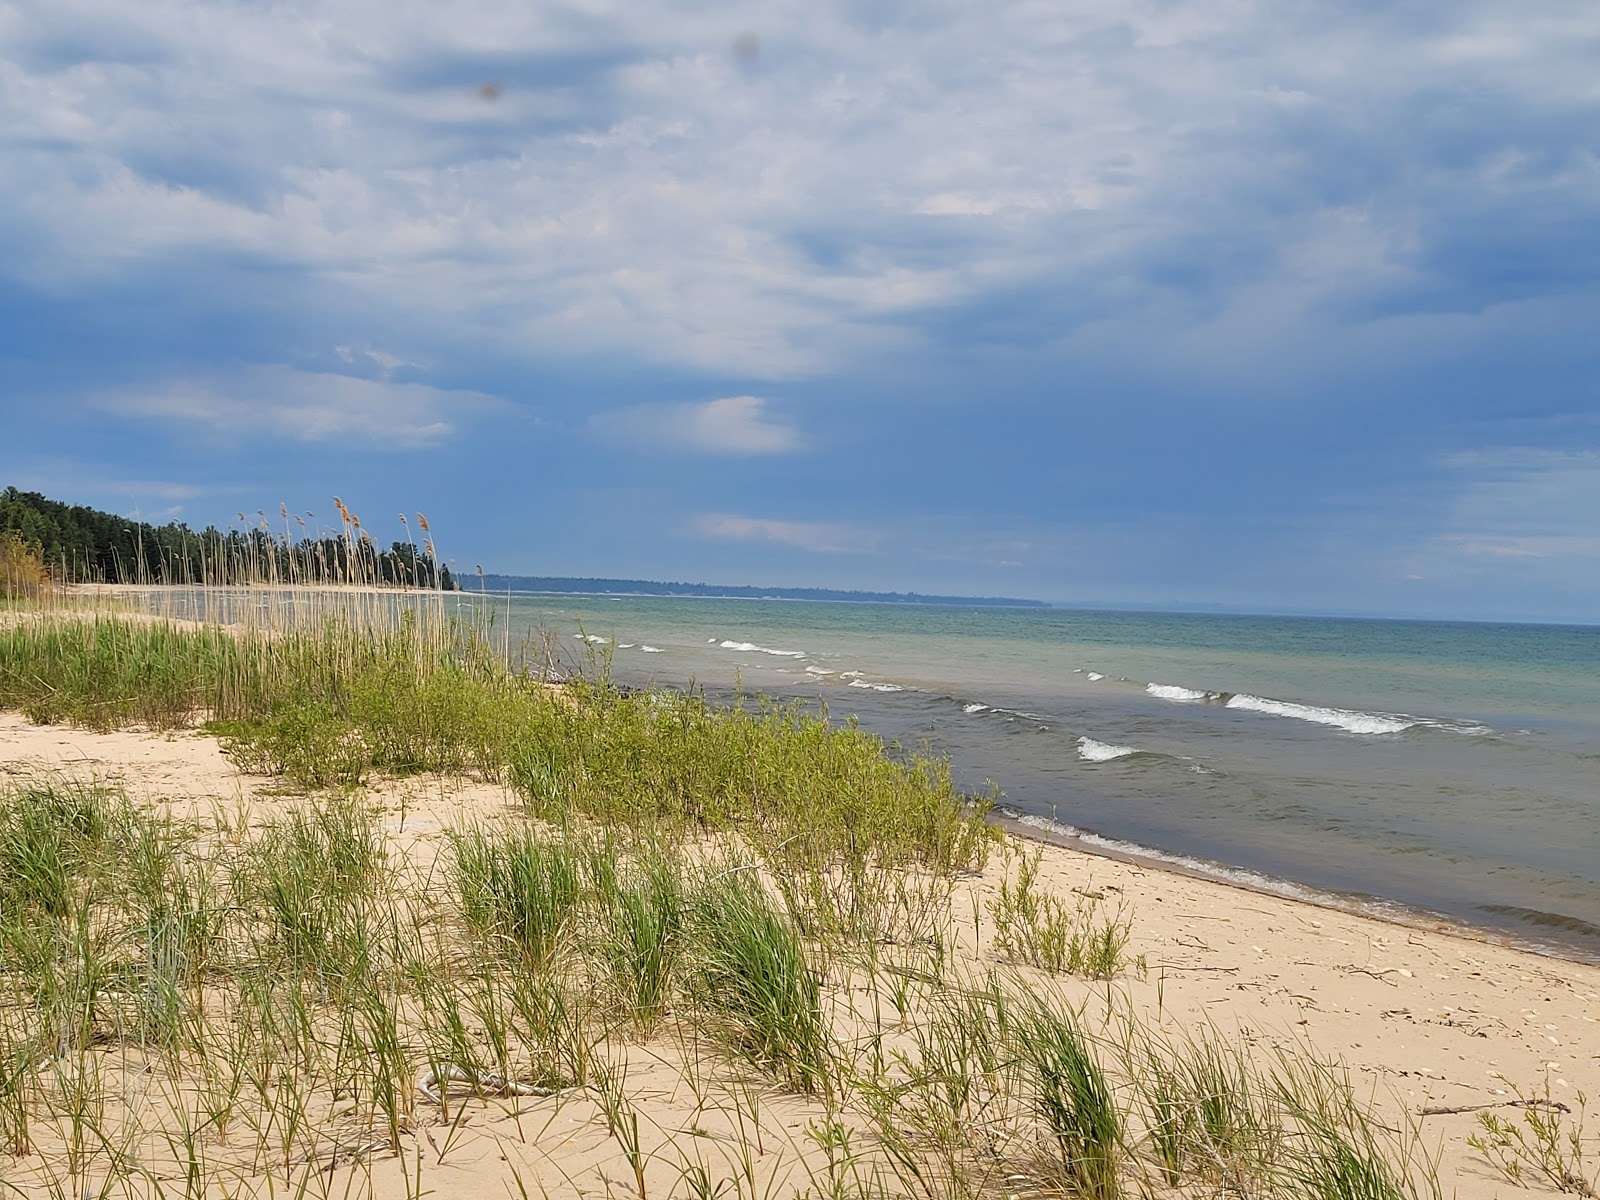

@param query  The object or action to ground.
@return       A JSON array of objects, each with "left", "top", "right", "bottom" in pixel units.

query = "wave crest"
[
  {"left": 1225, "top": 693, "right": 1412, "bottom": 735},
  {"left": 719, "top": 639, "right": 806, "bottom": 658},
  {"left": 1146, "top": 682, "right": 1210, "bottom": 702},
  {"left": 1077, "top": 737, "right": 1138, "bottom": 762}
]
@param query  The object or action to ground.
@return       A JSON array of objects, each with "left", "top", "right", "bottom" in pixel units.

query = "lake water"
[{"left": 474, "top": 594, "right": 1600, "bottom": 960}]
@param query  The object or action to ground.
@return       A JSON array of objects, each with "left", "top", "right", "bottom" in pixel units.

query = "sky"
[{"left": 1, "top": 1, "right": 1597, "bottom": 622}]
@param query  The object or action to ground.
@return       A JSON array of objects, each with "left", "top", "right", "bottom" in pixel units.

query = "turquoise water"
[{"left": 483, "top": 594, "right": 1600, "bottom": 959}]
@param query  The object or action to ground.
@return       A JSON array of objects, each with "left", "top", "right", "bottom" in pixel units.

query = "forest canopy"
[{"left": 0, "top": 488, "right": 457, "bottom": 589}]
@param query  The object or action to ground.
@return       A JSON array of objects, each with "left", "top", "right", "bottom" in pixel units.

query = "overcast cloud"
[{"left": 1, "top": 0, "right": 1596, "bottom": 619}]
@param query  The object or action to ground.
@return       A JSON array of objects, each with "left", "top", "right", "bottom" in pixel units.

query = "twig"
[
  {"left": 1339, "top": 965, "right": 1403, "bottom": 986},
  {"left": 1419, "top": 1098, "right": 1571, "bottom": 1117}
]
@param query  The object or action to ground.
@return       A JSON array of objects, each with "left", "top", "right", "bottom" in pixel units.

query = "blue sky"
[{"left": 2, "top": 1, "right": 1597, "bottom": 621}]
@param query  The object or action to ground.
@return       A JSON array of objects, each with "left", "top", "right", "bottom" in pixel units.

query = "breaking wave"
[
  {"left": 1146, "top": 682, "right": 1210, "bottom": 703},
  {"left": 719, "top": 639, "right": 806, "bottom": 658},
  {"left": 1224, "top": 693, "right": 1413, "bottom": 735},
  {"left": 1077, "top": 737, "right": 1138, "bottom": 762},
  {"left": 1142, "top": 680, "right": 1487, "bottom": 738}
]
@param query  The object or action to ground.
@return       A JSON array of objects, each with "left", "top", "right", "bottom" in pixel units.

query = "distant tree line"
[
  {"left": 475, "top": 574, "right": 1046, "bottom": 608},
  {"left": 0, "top": 488, "right": 457, "bottom": 589}
]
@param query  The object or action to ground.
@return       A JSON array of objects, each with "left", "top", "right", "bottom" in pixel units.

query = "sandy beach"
[{"left": 2, "top": 709, "right": 1596, "bottom": 1198}]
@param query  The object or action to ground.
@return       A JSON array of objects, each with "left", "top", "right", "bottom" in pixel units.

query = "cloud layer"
[
  {"left": 1, "top": 0, "right": 1596, "bottom": 618},
  {"left": 96, "top": 366, "right": 498, "bottom": 448},
  {"left": 8, "top": 1, "right": 1596, "bottom": 379}
]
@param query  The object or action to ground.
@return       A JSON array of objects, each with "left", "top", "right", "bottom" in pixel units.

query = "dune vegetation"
[{"left": 0, "top": 583, "right": 1535, "bottom": 1199}]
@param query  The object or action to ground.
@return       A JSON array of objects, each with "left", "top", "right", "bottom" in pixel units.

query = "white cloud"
[
  {"left": 96, "top": 365, "right": 498, "bottom": 448},
  {"left": 592, "top": 395, "right": 800, "bottom": 455},
  {"left": 3, "top": 0, "right": 1594, "bottom": 379},
  {"left": 695, "top": 513, "right": 878, "bottom": 554}
]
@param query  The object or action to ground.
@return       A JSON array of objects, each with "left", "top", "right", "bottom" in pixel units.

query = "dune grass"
[{"left": 0, "top": 600, "right": 1447, "bottom": 1200}]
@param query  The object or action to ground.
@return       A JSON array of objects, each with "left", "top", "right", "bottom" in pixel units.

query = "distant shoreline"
[{"left": 474, "top": 575, "right": 1048, "bottom": 608}]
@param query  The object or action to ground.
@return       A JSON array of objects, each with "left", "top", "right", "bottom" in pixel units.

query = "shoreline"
[
  {"left": 23, "top": 593, "right": 1600, "bottom": 971},
  {"left": 2, "top": 709, "right": 1598, "bottom": 1197},
  {"left": 994, "top": 805, "right": 1600, "bottom": 969}
]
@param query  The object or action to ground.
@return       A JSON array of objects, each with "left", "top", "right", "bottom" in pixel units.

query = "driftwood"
[
  {"left": 1418, "top": 1097, "right": 1571, "bottom": 1117},
  {"left": 415, "top": 1065, "right": 571, "bottom": 1105}
]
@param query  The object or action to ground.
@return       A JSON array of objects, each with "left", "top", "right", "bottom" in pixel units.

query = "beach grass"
[{"left": 0, "top": 594, "right": 1451, "bottom": 1199}]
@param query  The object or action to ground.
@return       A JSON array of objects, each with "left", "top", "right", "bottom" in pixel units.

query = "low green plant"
[
  {"left": 1274, "top": 1052, "right": 1435, "bottom": 1200},
  {"left": 1169, "top": 1030, "right": 1273, "bottom": 1191},
  {"left": 1019, "top": 1005, "right": 1121, "bottom": 1200},
  {"left": 240, "top": 794, "right": 384, "bottom": 989},
  {"left": 989, "top": 846, "right": 1130, "bottom": 979},
  {"left": 0, "top": 782, "right": 116, "bottom": 921},
  {"left": 0, "top": 1004, "right": 37, "bottom": 1157},
  {"left": 1469, "top": 1079, "right": 1595, "bottom": 1197},
  {"left": 689, "top": 867, "right": 831, "bottom": 1095},
  {"left": 3, "top": 612, "right": 997, "bottom": 885},
  {"left": 450, "top": 825, "right": 583, "bottom": 969},
  {"left": 598, "top": 844, "right": 689, "bottom": 1036},
  {"left": 213, "top": 699, "right": 370, "bottom": 787}
]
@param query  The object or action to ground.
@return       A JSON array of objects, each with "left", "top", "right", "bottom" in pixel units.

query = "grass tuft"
[{"left": 689, "top": 866, "right": 832, "bottom": 1095}]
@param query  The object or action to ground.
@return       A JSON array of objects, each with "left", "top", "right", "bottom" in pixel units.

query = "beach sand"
[{"left": 2, "top": 710, "right": 1596, "bottom": 1198}]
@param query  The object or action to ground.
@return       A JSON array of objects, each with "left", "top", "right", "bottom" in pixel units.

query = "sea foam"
[
  {"left": 849, "top": 679, "right": 905, "bottom": 692},
  {"left": 1146, "top": 682, "right": 1209, "bottom": 702},
  {"left": 719, "top": 640, "right": 806, "bottom": 658},
  {"left": 1225, "top": 693, "right": 1413, "bottom": 735},
  {"left": 1077, "top": 737, "right": 1137, "bottom": 762}
]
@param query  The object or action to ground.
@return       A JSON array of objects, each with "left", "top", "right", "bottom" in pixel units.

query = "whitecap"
[
  {"left": 963, "top": 703, "right": 989, "bottom": 713},
  {"left": 719, "top": 639, "right": 806, "bottom": 658},
  {"left": 805, "top": 666, "right": 835, "bottom": 675},
  {"left": 1146, "top": 682, "right": 1209, "bottom": 703},
  {"left": 640, "top": 646, "right": 665, "bottom": 653},
  {"left": 848, "top": 680, "right": 905, "bottom": 693},
  {"left": 575, "top": 634, "right": 611, "bottom": 645},
  {"left": 1077, "top": 737, "right": 1138, "bottom": 762},
  {"left": 1086, "top": 672, "right": 1104, "bottom": 681},
  {"left": 1225, "top": 693, "right": 1413, "bottom": 735},
  {"left": 617, "top": 643, "right": 635, "bottom": 649},
  {"left": 840, "top": 670, "right": 865, "bottom": 679}
]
